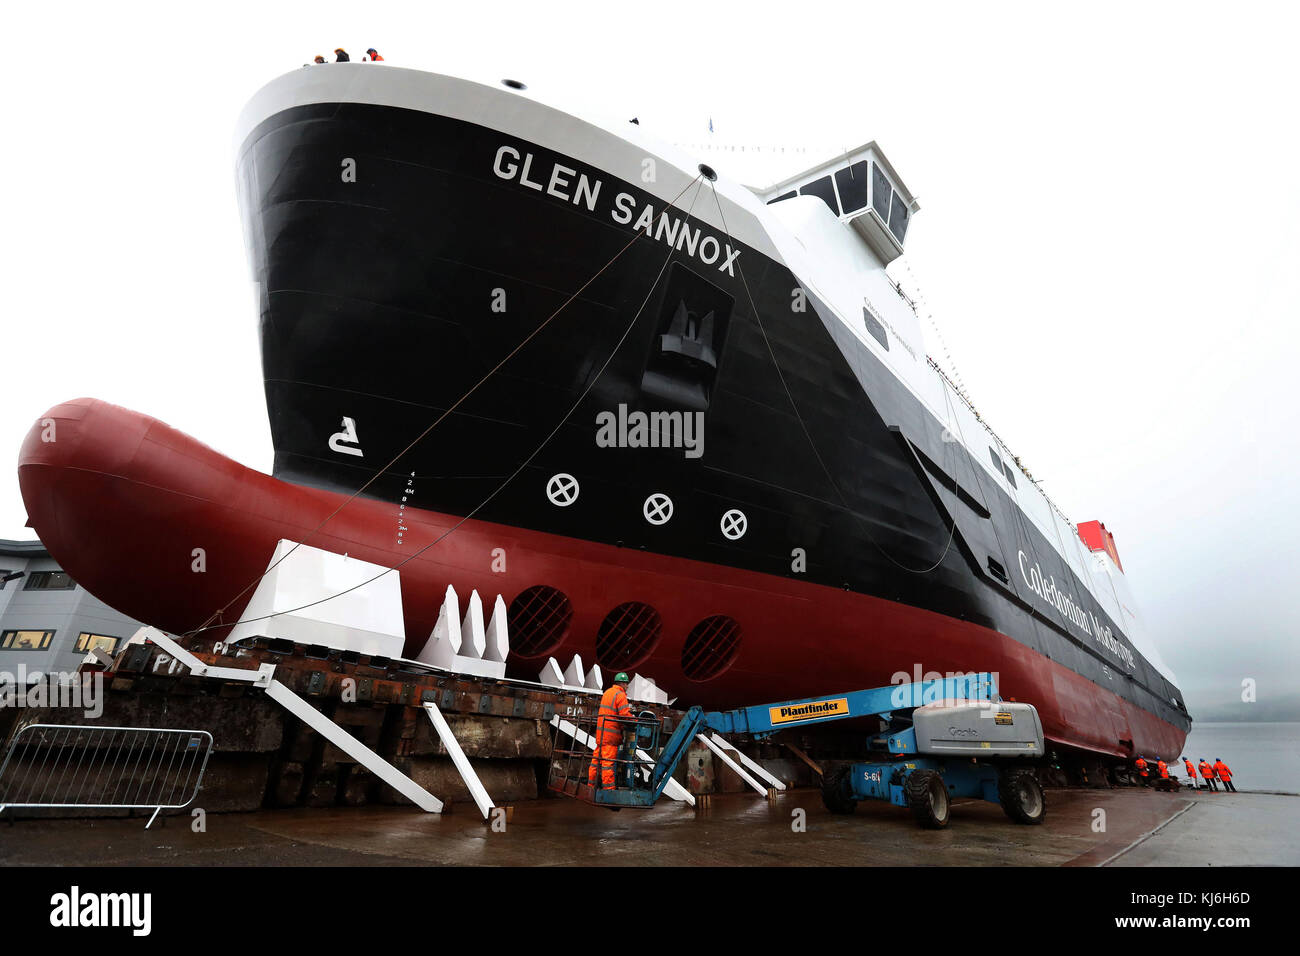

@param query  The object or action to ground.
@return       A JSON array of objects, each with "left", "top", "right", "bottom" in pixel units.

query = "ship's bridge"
[{"left": 759, "top": 143, "right": 919, "bottom": 265}]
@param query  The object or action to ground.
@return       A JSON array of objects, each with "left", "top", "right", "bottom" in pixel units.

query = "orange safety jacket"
[
  {"left": 1199, "top": 761, "right": 1214, "bottom": 779},
  {"left": 1213, "top": 760, "right": 1232, "bottom": 781},
  {"left": 369, "top": 53, "right": 384, "bottom": 61},
  {"left": 1184, "top": 759, "right": 1196, "bottom": 778},
  {"left": 1134, "top": 757, "right": 1148, "bottom": 776},
  {"left": 1157, "top": 760, "right": 1168, "bottom": 778},
  {"left": 595, "top": 684, "right": 634, "bottom": 745}
]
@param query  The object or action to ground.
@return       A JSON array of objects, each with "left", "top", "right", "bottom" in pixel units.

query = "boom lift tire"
[
  {"left": 820, "top": 765, "right": 857, "bottom": 815},
  {"left": 998, "top": 768, "right": 1046, "bottom": 825},
  {"left": 905, "top": 769, "right": 950, "bottom": 829}
]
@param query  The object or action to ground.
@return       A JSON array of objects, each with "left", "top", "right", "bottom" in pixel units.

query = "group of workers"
[
  {"left": 1133, "top": 754, "right": 1236, "bottom": 792},
  {"left": 310, "top": 48, "right": 383, "bottom": 64}
]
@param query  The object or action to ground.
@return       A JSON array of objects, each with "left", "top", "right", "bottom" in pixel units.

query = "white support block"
[
  {"left": 562, "top": 654, "right": 586, "bottom": 688},
  {"left": 415, "top": 586, "right": 505, "bottom": 679},
  {"left": 226, "top": 540, "right": 406, "bottom": 657},
  {"left": 709, "top": 732, "right": 786, "bottom": 791},
  {"left": 416, "top": 585, "right": 462, "bottom": 668},
  {"left": 627, "top": 674, "right": 651, "bottom": 702},
  {"left": 697, "top": 734, "right": 768, "bottom": 796},
  {"left": 423, "top": 702, "right": 494, "bottom": 820},
  {"left": 484, "top": 595, "right": 510, "bottom": 663},
  {"left": 459, "top": 590, "right": 487, "bottom": 660},
  {"left": 539, "top": 657, "right": 566, "bottom": 688},
  {"left": 266, "top": 680, "right": 442, "bottom": 812},
  {"left": 584, "top": 663, "right": 603, "bottom": 691},
  {"left": 629, "top": 674, "right": 668, "bottom": 704}
]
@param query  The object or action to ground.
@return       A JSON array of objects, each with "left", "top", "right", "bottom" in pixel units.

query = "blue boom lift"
[{"left": 548, "top": 672, "right": 1046, "bottom": 828}]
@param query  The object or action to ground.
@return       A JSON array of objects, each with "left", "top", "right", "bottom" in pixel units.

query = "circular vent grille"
[
  {"left": 507, "top": 586, "right": 573, "bottom": 658},
  {"left": 681, "top": 615, "right": 741, "bottom": 681},
  {"left": 595, "top": 602, "right": 662, "bottom": 671}
]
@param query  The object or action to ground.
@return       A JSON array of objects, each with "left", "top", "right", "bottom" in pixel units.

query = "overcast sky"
[{"left": 4, "top": 2, "right": 1297, "bottom": 719}]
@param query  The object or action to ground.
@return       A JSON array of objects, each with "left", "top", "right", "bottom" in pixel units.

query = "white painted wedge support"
[
  {"left": 423, "top": 702, "right": 494, "bottom": 821},
  {"left": 548, "top": 716, "right": 695, "bottom": 807},
  {"left": 697, "top": 734, "right": 768, "bottom": 796},
  {"left": 708, "top": 733, "right": 786, "bottom": 791},
  {"left": 265, "top": 680, "right": 443, "bottom": 812}
]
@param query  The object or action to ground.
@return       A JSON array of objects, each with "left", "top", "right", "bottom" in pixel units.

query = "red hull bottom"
[{"left": 18, "top": 399, "right": 1188, "bottom": 760}]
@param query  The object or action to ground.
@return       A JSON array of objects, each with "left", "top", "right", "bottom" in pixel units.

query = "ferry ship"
[{"left": 17, "top": 63, "right": 1190, "bottom": 761}]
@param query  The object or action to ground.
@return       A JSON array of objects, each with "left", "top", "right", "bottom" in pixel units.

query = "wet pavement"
[{"left": 1, "top": 787, "right": 1296, "bottom": 867}]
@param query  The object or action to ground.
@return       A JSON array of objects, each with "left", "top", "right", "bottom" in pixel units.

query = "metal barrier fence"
[{"left": 0, "top": 724, "right": 213, "bottom": 828}]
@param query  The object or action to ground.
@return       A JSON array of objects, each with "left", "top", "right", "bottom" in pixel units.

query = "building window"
[
  {"left": 1, "top": 629, "right": 55, "bottom": 650},
  {"left": 75, "top": 633, "right": 121, "bottom": 655},
  {"left": 871, "top": 163, "right": 892, "bottom": 220},
  {"left": 23, "top": 570, "right": 76, "bottom": 591}
]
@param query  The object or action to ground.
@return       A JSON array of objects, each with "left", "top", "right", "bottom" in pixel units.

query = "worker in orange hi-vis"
[
  {"left": 1134, "top": 755, "right": 1149, "bottom": 785},
  {"left": 1213, "top": 758, "right": 1236, "bottom": 793},
  {"left": 1182, "top": 757, "right": 1198, "bottom": 788},
  {"left": 587, "top": 672, "right": 635, "bottom": 790},
  {"left": 1199, "top": 759, "right": 1218, "bottom": 792},
  {"left": 1156, "top": 758, "right": 1169, "bottom": 780}
]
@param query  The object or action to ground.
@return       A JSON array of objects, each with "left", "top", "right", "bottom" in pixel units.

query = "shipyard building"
[{"left": 0, "top": 538, "right": 144, "bottom": 679}]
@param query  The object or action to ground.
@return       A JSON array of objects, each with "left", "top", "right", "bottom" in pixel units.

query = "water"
[{"left": 1174, "top": 722, "right": 1300, "bottom": 793}]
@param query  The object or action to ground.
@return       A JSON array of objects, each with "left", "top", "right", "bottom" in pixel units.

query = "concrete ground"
[
  {"left": 1103, "top": 790, "right": 1297, "bottom": 866},
  {"left": 1, "top": 787, "right": 1295, "bottom": 867}
]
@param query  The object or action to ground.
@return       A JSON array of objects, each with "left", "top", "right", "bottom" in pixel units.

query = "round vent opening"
[
  {"left": 507, "top": 585, "right": 572, "bottom": 658},
  {"left": 681, "top": 615, "right": 741, "bottom": 681},
  {"left": 595, "top": 602, "right": 662, "bottom": 671}
]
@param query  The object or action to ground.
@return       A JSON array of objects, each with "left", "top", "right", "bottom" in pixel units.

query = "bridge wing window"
[
  {"left": 871, "top": 163, "right": 892, "bottom": 219},
  {"left": 834, "top": 162, "right": 869, "bottom": 214},
  {"left": 766, "top": 190, "right": 796, "bottom": 205},
  {"left": 889, "top": 190, "right": 911, "bottom": 242},
  {"left": 800, "top": 176, "right": 839, "bottom": 215}
]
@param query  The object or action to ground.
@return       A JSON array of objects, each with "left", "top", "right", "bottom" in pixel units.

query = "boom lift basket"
[{"left": 548, "top": 710, "right": 666, "bottom": 808}]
